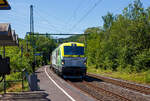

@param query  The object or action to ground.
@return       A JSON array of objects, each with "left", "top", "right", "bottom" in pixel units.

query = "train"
[{"left": 51, "top": 42, "right": 87, "bottom": 79}]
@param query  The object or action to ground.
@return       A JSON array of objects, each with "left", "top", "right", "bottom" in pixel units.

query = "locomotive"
[{"left": 51, "top": 42, "right": 87, "bottom": 79}]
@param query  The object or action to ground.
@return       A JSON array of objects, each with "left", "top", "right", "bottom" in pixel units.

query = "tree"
[
  {"left": 84, "top": 0, "right": 150, "bottom": 72},
  {"left": 102, "top": 12, "right": 115, "bottom": 31},
  {"left": 35, "top": 35, "right": 56, "bottom": 64}
]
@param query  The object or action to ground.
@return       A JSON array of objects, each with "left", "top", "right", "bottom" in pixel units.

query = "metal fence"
[{"left": 0, "top": 68, "right": 29, "bottom": 94}]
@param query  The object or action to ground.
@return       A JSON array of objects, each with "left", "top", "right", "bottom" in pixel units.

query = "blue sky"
[{"left": 0, "top": 0, "right": 150, "bottom": 38}]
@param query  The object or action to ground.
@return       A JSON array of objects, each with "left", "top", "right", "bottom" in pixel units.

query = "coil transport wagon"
[{"left": 51, "top": 42, "right": 87, "bottom": 79}]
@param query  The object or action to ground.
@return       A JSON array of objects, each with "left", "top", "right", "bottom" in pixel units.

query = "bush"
[
  {"left": 145, "top": 70, "right": 150, "bottom": 83},
  {"left": 134, "top": 49, "right": 150, "bottom": 72}
]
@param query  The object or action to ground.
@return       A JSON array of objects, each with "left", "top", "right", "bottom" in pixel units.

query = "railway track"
[
  {"left": 65, "top": 74, "right": 150, "bottom": 101},
  {"left": 82, "top": 81, "right": 131, "bottom": 101},
  {"left": 67, "top": 79, "right": 131, "bottom": 101},
  {"left": 87, "top": 73, "right": 150, "bottom": 95},
  {"left": 49, "top": 67, "right": 150, "bottom": 101}
]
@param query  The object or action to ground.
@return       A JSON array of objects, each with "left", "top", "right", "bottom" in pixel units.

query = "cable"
[
  {"left": 34, "top": 11, "right": 67, "bottom": 32},
  {"left": 35, "top": 7, "right": 66, "bottom": 27},
  {"left": 69, "top": 0, "right": 103, "bottom": 33},
  {"left": 34, "top": 9, "right": 65, "bottom": 32},
  {"left": 69, "top": 0, "right": 102, "bottom": 32},
  {"left": 65, "top": 0, "right": 85, "bottom": 25},
  {"left": 34, "top": 7, "right": 65, "bottom": 29},
  {"left": 66, "top": 0, "right": 94, "bottom": 31}
]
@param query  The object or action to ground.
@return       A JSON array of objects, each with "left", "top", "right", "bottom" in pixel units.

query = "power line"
[
  {"left": 69, "top": 0, "right": 103, "bottom": 33},
  {"left": 65, "top": 0, "right": 85, "bottom": 25},
  {"left": 34, "top": 8, "right": 65, "bottom": 32},
  {"left": 30, "top": 33, "right": 88, "bottom": 35},
  {"left": 66, "top": 0, "right": 95, "bottom": 31},
  {"left": 35, "top": 7, "right": 66, "bottom": 27},
  {"left": 34, "top": 24, "right": 62, "bottom": 32}
]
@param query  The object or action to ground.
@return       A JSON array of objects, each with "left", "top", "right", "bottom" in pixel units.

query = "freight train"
[{"left": 51, "top": 42, "right": 87, "bottom": 79}]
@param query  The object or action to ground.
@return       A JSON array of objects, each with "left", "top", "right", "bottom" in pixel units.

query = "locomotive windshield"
[{"left": 64, "top": 46, "right": 84, "bottom": 55}]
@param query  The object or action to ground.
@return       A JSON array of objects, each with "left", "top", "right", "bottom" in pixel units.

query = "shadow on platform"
[
  {"left": 0, "top": 91, "right": 51, "bottom": 101},
  {"left": 67, "top": 75, "right": 103, "bottom": 83}
]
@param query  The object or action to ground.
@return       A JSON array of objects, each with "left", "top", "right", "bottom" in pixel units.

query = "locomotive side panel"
[{"left": 51, "top": 48, "right": 58, "bottom": 70}]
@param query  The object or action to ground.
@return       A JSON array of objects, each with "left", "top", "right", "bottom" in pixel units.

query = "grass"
[
  {"left": 87, "top": 66, "right": 150, "bottom": 85},
  {"left": 0, "top": 72, "right": 29, "bottom": 94},
  {"left": 0, "top": 81, "right": 29, "bottom": 94},
  {"left": 7, "top": 81, "right": 29, "bottom": 92}
]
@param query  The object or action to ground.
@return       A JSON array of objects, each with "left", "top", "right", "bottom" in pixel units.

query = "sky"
[{"left": 0, "top": 0, "right": 150, "bottom": 39}]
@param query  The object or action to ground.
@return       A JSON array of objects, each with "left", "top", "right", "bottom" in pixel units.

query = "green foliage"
[
  {"left": 0, "top": 40, "right": 33, "bottom": 72},
  {"left": 102, "top": 12, "right": 116, "bottom": 30},
  {"left": 0, "top": 34, "right": 56, "bottom": 92},
  {"left": 145, "top": 70, "right": 150, "bottom": 83},
  {"left": 85, "top": 0, "right": 150, "bottom": 73},
  {"left": 134, "top": 49, "right": 150, "bottom": 71},
  {"left": 35, "top": 35, "right": 56, "bottom": 64},
  {"left": 59, "top": 34, "right": 85, "bottom": 43}
]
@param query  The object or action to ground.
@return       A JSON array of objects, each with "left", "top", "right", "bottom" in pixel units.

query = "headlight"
[
  {"left": 62, "top": 60, "right": 65, "bottom": 65},
  {"left": 84, "top": 58, "right": 87, "bottom": 65},
  {"left": 62, "top": 61, "right": 65, "bottom": 65}
]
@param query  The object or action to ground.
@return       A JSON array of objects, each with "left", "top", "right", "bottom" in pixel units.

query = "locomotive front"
[{"left": 61, "top": 42, "right": 87, "bottom": 78}]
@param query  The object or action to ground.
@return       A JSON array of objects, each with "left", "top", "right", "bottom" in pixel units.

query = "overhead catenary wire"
[
  {"left": 0, "top": 9, "right": 30, "bottom": 32},
  {"left": 35, "top": 7, "right": 66, "bottom": 27},
  {"left": 65, "top": 0, "right": 86, "bottom": 25},
  {"left": 28, "top": 1, "right": 71, "bottom": 32},
  {"left": 33, "top": 5, "right": 72, "bottom": 33},
  {"left": 0, "top": 13, "right": 56, "bottom": 35},
  {"left": 73, "top": 0, "right": 97, "bottom": 20},
  {"left": 68, "top": 0, "right": 103, "bottom": 33},
  {"left": 34, "top": 24, "right": 62, "bottom": 33},
  {"left": 66, "top": 0, "right": 95, "bottom": 32},
  {"left": 2, "top": 0, "right": 104, "bottom": 38},
  {"left": 34, "top": 9, "right": 65, "bottom": 33}
]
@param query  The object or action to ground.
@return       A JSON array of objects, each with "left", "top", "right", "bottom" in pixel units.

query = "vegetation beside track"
[
  {"left": 6, "top": 81, "right": 29, "bottom": 92},
  {"left": 0, "top": 35, "right": 56, "bottom": 92},
  {"left": 86, "top": 0, "right": 150, "bottom": 73},
  {"left": 87, "top": 66, "right": 150, "bottom": 85},
  {"left": 0, "top": 80, "right": 29, "bottom": 94},
  {"left": 0, "top": 72, "right": 29, "bottom": 93}
]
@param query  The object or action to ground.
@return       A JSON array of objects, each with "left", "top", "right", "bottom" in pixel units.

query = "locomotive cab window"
[{"left": 64, "top": 46, "right": 84, "bottom": 55}]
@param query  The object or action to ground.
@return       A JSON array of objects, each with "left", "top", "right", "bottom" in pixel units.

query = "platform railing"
[{"left": 1, "top": 68, "right": 29, "bottom": 94}]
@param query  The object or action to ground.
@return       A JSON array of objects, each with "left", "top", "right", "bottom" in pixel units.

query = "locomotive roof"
[
  {"left": 59, "top": 42, "right": 84, "bottom": 47},
  {"left": 52, "top": 42, "right": 84, "bottom": 53}
]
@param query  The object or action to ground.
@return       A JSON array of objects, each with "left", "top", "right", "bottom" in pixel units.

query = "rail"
[{"left": 87, "top": 73, "right": 150, "bottom": 95}]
